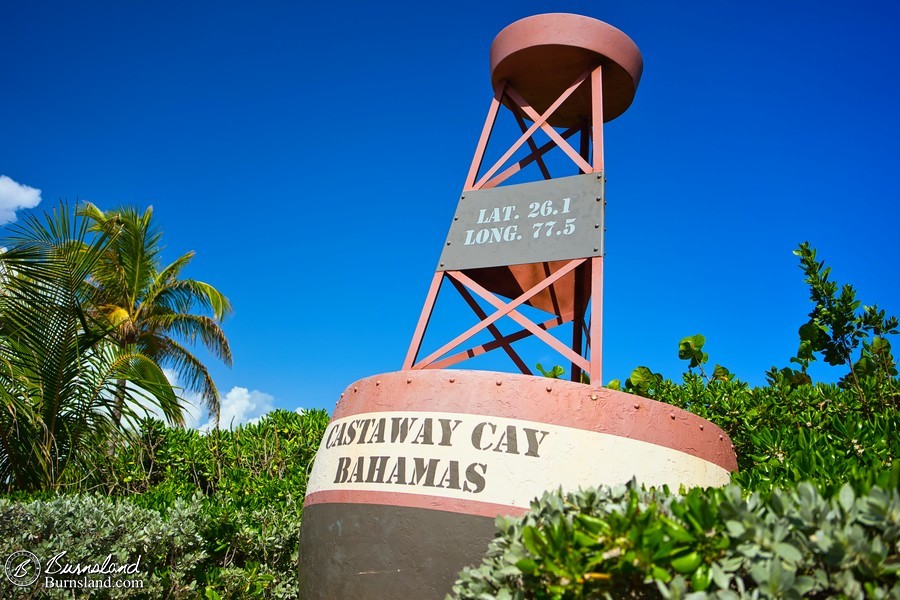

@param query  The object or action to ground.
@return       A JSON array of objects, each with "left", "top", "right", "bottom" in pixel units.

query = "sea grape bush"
[
  {"left": 86, "top": 408, "right": 329, "bottom": 504},
  {"left": 628, "top": 377, "right": 898, "bottom": 496},
  {"left": 789, "top": 242, "right": 899, "bottom": 409},
  {"left": 449, "top": 476, "right": 900, "bottom": 600}
]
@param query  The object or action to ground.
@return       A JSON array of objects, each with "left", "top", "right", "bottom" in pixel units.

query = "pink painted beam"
[
  {"left": 464, "top": 81, "right": 506, "bottom": 191},
  {"left": 414, "top": 259, "right": 583, "bottom": 369},
  {"left": 590, "top": 66, "right": 604, "bottom": 383},
  {"left": 504, "top": 83, "right": 593, "bottom": 174},
  {"left": 589, "top": 256, "right": 603, "bottom": 384},
  {"left": 592, "top": 65, "right": 604, "bottom": 172},
  {"left": 448, "top": 276, "right": 532, "bottom": 375},
  {"left": 481, "top": 125, "right": 580, "bottom": 189},
  {"left": 473, "top": 71, "right": 589, "bottom": 189},
  {"left": 428, "top": 312, "right": 572, "bottom": 370},
  {"left": 403, "top": 272, "right": 445, "bottom": 370},
  {"left": 511, "top": 104, "right": 552, "bottom": 180},
  {"left": 450, "top": 267, "right": 590, "bottom": 374}
]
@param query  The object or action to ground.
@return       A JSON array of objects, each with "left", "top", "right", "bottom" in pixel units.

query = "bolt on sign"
[{"left": 439, "top": 173, "right": 604, "bottom": 271}]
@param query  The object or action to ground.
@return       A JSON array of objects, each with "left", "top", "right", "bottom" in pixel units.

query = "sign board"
[{"left": 438, "top": 172, "right": 604, "bottom": 271}]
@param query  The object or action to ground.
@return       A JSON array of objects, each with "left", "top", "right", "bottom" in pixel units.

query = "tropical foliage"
[
  {"left": 0, "top": 409, "right": 330, "bottom": 599},
  {"left": 79, "top": 202, "right": 233, "bottom": 423},
  {"left": 450, "top": 244, "right": 900, "bottom": 599},
  {"left": 448, "top": 476, "right": 900, "bottom": 599},
  {"left": 0, "top": 494, "right": 208, "bottom": 599},
  {"left": 0, "top": 205, "right": 181, "bottom": 491}
]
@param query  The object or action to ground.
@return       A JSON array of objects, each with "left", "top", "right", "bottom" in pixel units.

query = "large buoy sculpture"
[{"left": 301, "top": 13, "right": 738, "bottom": 599}]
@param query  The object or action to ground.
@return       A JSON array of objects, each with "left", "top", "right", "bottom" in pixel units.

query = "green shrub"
[
  {"left": 0, "top": 494, "right": 207, "bottom": 599},
  {"left": 0, "top": 408, "right": 330, "bottom": 599},
  {"left": 449, "top": 475, "right": 900, "bottom": 599},
  {"left": 451, "top": 244, "right": 900, "bottom": 598},
  {"left": 449, "top": 371, "right": 900, "bottom": 598},
  {"left": 632, "top": 378, "right": 899, "bottom": 496},
  {"left": 194, "top": 499, "right": 305, "bottom": 599},
  {"left": 83, "top": 408, "right": 329, "bottom": 504}
]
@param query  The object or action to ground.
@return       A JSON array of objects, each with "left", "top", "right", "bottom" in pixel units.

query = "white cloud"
[
  {"left": 178, "top": 386, "right": 275, "bottom": 432},
  {"left": 213, "top": 386, "right": 275, "bottom": 430},
  {"left": 0, "top": 175, "right": 42, "bottom": 224},
  {"left": 132, "top": 369, "right": 281, "bottom": 431}
]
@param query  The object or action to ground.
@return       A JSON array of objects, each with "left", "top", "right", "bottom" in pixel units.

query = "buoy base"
[
  {"left": 300, "top": 502, "right": 495, "bottom": 600},
  {"left": 300, "top": 369, "right": 737, "bottom": 599}
]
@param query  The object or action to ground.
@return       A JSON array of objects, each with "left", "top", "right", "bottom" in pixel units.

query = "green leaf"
[
  {"left": 515, "top": 558, "right": 538, "bottom": 573},
  {"left": 678, "top": 334, "right": 705, "bottom": 358},
  {"left": 710, "top": 562, "right": 731, "bottom": 589},
  {"left": 691, "top": 563, "right": 712, "bottom": 591},
  {"left": 724, "top": 520, "right": 746, "bottom": 537},
  {"left": 838, "top": 484, "right": 855, "bottom": 512},
  {"left": 574, "top": 514, "right": 607, "bottom": 535},
  {"left": 521, "top": 526, "right": 547, "bottom": 556},
  {"left": 670, "top": 552, "right": 702, "bottom": 574},
  {"left": 536, "top": 363, "right": 565, "bottom": 379},
  {"left": 773, "top": 542, "right": 802, "bottom": 563},
  {"left": 712, "top": 364, "right": 733, "bottom": 382},
  {"left": 573, "top": 530, "right": 597, "bottom": 547},
  {"left": 663, "top": 518, "right": 696, "bottom": 543}
]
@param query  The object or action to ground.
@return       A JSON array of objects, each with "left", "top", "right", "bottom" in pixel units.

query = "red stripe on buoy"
[
  {"left": 305, "top": 489, "right": 531, "bottom": 518},
  {"left": 332, "top": 370, "right": 738, "bottom": 472}
]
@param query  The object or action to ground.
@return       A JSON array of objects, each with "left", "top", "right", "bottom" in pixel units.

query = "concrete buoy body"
[{"left": 301, "top": 370, "right": 736, "bottom": 598}]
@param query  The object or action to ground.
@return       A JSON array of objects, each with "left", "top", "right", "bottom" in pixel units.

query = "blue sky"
[{"left": 2, "top": 1, "right": 898, "bottom": 422}]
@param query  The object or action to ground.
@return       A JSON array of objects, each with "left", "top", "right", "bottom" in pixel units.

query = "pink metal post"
[
  {"left": 590, "top": 256, "right": 604, "bottom": 384},
  {"left": 464, "top": 82, "right": 505, "bottom": 191},
  {"left": 590, "top": 64, "right": 605, "bottom": 383},
  {"left": 592, "top": 65, "right": 605, "bottom": 172},
  {"left": 402, "top": 272, "right": 444, "bottom": 370}
]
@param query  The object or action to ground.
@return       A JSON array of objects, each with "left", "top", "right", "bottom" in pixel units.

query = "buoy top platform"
[{"left": 490, "top": 13, "right": 643, "bottom": 127}]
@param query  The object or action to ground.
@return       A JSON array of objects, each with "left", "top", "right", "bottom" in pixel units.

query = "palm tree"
[
  {"left": 78, "top": 202, "right": 233, "bottom": 425},
  {"left": 0, "top": 204, "right": 182, "bottom": 491}
]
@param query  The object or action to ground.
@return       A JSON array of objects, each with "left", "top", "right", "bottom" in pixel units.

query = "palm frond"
[
  {"left": 151, "top": 336, "right": 221, "bottom": 420},
  {"left": 143, "top": 312, "right": 233, "bottom": 366},
  {"left": 0, "top": 202, "right": 184, "bottom": 491}
]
